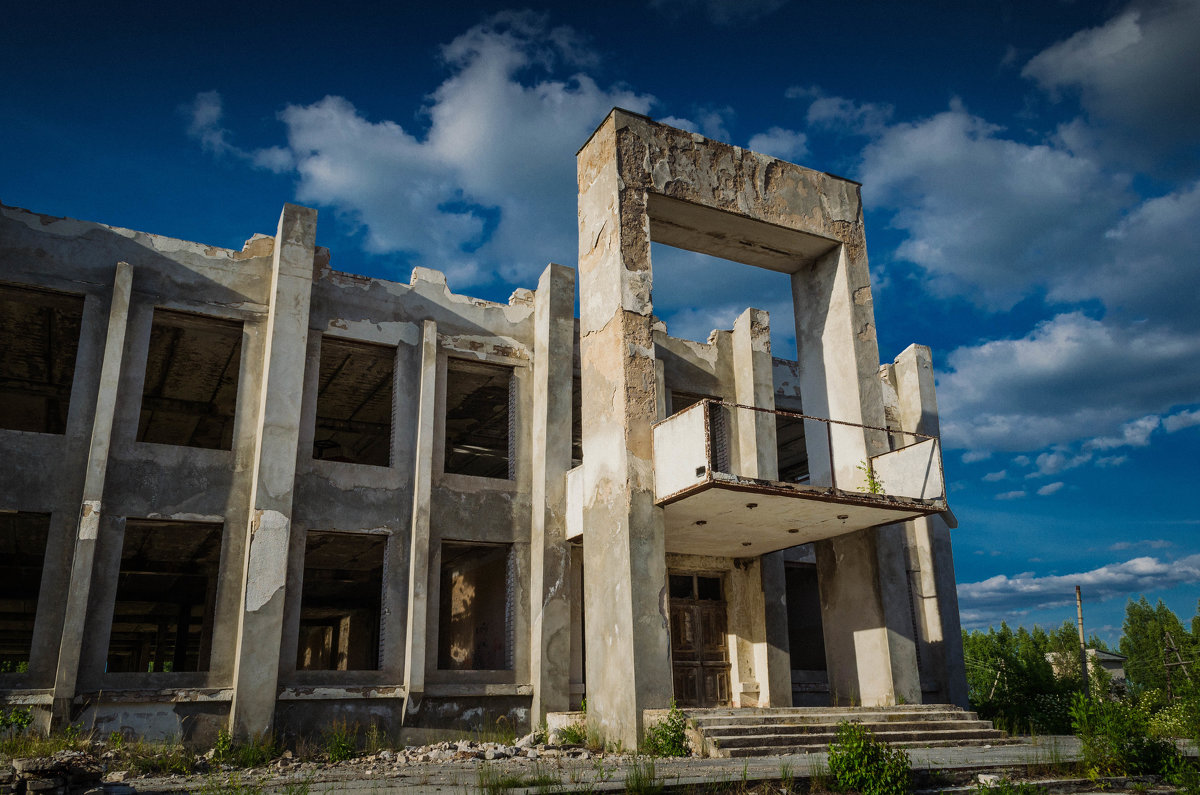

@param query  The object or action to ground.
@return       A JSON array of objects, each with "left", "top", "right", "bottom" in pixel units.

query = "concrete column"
[
  {"left": 892, "top": 344, "right": 968, "bottom": 707},
  {"left": 731, "top": 307, "right": 777, "bottom": 480},
  {"left": 529, "top": 264, "right": 576, "bottom": 721},
  {"left": 791, "top": 245, "right": 887, "bottom": 491},
  {"left": 228, "top": 204, "right": 316, "bottom": 738},
  {"left": 51, "top": 261, "right": 133, "bottom": 726},
  {"left": 729, "top": 307, "right": 791, "bottom": 706},
  {"left": 402, "top": 320, "right": 438, "bottom": 713},
  {"left": 815, "top": 527, "right": 920, "bottom": 706},
  {"left": 577, "top": 115, "right": 673, "bottom": 748}
]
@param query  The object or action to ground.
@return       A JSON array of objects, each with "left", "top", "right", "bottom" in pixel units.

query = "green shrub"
[
  {"left": 1069, "top": 693, "right": 1176, "bottom": 777},
  {"left": 827, "top": 722, "right": 912, "bottom": 795},
  {"left": 641, "top": 700, "right": 690, "bottom": 757}
]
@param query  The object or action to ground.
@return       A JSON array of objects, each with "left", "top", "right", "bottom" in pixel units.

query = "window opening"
[
  {"left": 776, "top": 414, "right": 809, "bottom": 483},
  {"left": 0, "top": 512, "right": 50, "bottom": 673},
  {"left": 444, "top": 360, "right": 512, "bottom": 479},
  {"left": 648, "top": 243, "right": 796, "bottom": 360},
  {"left": 106, "top": 520, "right": 223, "bottom": 673},
  {"left": 437, "top": 542, "right": 513, "bottom": 670},
  {"left": 313, "top": 337, "right": 395, "bottom": 467},
  {"left": 296, "top": 531, "right": 386, "bottom": 671},
  {"left": 0, "top": 283, "right": 84, "bottom": 434},
  {"left": 137, "top": 309, "right": 242, "bottom": 450}
]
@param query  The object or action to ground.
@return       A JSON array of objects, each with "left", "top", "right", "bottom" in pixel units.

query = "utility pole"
[
  {"left": 1163, "top": 630, "right": 1193, "bottom": 703},
  {"left": 1076, "top": 585, "right": 1091, "bottom": 700}
]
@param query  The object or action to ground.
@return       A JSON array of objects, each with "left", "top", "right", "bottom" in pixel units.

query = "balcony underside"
[{"left": 658, "top": 472, "right": 944, "bottom": 557}]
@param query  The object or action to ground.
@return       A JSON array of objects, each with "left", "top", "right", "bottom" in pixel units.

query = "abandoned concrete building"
[{"left": 0, "top": 109, "right": 968, "bottom": 748}]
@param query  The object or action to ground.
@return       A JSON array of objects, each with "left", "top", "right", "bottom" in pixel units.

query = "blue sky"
[{"left": 3, "top": 0, "right": 1198, "bottom": 644}]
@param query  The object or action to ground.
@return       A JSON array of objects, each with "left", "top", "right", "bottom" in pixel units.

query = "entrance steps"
[{"left": 678, "top": 704, "right": 1013, "bottom": 758}]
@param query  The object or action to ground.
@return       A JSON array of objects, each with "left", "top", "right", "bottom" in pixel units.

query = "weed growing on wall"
[
  {"left": 640, "top": 700, "right": 690, "bottom": 757},
  {"left": 856, "top": 461, "right": 886, "bottom": 494},
  {"left": 322, "top": 719, "right": 357, "bottom": 763},
  {"left": 827, "top": 721, "right": 912, "bottom": 795}
]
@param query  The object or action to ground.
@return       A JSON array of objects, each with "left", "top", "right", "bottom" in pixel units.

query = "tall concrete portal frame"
[{"left": 0, "top": 108, "right": 966, "bottom": 748}]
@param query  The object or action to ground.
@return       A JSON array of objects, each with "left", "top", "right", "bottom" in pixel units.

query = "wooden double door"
[{"left": 668, "top": 572, "right": 731, "bottom": 708}]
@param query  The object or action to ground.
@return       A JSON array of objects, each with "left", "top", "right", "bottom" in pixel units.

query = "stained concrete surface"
[{"left": 124, "top": 736, "right": 1200, "bottom": 794}]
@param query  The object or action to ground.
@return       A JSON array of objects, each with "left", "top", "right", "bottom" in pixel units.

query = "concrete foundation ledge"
[
  {"left": 546, "top": 711, "right": 585, "bottom": 733},
  {"left": 0, "top": 689, "right": 53, "bottom": 706},
  {"left": 277, "top": 686, "right": 406, "bottom": 701},
  {"left": 74, "top": 688, "right": 233, "bottom": 704}
]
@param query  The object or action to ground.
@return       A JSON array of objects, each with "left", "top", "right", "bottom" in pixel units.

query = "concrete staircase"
[{"left": 682, "top": 704, "right": 1013, "bottom": 758}]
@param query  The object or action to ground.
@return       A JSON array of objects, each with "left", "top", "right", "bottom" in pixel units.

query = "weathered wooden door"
[{"left": 668, "top": 573, "right": 730, "bottom": 708}]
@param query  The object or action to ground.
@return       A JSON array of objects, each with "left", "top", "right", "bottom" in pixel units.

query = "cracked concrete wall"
[{"left": 0, "top": 202, "right": 548, "bottom": 739}]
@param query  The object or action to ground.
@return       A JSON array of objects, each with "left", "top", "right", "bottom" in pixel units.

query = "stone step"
[
  {"left": 701, "top": 720, "right": 998, "bottom": 738},
  {"left": 688, "top": 710, "right": 981, "bottom": 727},
  {"left": 718, "top": 736, "right": 1024, "bottom": 758},
  {"left": 680, "top": 705, "right": 1010, "bottom": 759},
  {"left": 686, "top": 710, "right": 964, "bottom": 720},
  {"left": 710, "top": 728, "right": 1008, "bottom": 750}
]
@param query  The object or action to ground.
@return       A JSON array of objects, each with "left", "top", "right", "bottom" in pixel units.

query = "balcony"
[{"left": 651, "top": 400, "right": 946, "bottom": 557}]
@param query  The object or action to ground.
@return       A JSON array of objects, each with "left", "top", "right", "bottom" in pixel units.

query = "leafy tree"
[
  {"left": 963, "top": 622, "right": 1078, "bottom": 733},
  {"left": 1118, "top": 597, "right": 1199, "bottom": 698}
]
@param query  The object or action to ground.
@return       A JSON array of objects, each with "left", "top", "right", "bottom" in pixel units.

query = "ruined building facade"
[{"left": 0, "top": 111, "right": 967, "bottom": 747}]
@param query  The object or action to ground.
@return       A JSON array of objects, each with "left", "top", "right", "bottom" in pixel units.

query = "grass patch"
[
  {"left": 477, "top": 761, "right": 562, "bottom": 793},
  {"left": 625, "top": 757, "right": 663, "bottom": 794},
  {"left": 213, "top": 728, "right": 279, "bottom": 768}
]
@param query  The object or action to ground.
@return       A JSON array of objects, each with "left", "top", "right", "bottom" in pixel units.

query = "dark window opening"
[
  {"left": 137, "top": 310, "right": 242, "bottom": 450},
  {"left": 776, "top": 413, "right": 809, "bottom": 483},
  {"left": 106, "top": 520, "right": 222, "bottom": 673},
  {"left": 0, "top": 283, "right": 84, "bottom": 434},
  {"left": 0, "top": 512, "right": 50, "bottom": 673},
  {"left": 670, "top": 573, "right": 723, "bottom": 602},
  {"left": 296, "top": 532, "right": 386, "bottom": 671},
  {"left": 313, "top": 337, "right": 395, "bottom": 467},
  {"left": 437, "top": 542, "right": 513, "bottom": 670},
  {"left": 444, "top": 360, "right": 512, "bottom": 479},
  {"left": 670, "top": 391, "right": 713, "bottom": 415},
  {"left": 785, "top": 563, "right": 826, "bottom": 672}
]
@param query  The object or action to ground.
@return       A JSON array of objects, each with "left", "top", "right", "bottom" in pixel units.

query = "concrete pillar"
[
  {"left": 731, "top": 307, "right": 777, "bottom": 479},
  {"left": 51, "top": 261, "right": 133, "bottom": 726},
  {"left": 815, "top": 527, "right": 919, "bottom": 706},
  {"left": 892, "top": 344, "right": 968, "bottom": 707},
  {"left": 577, "top": 115, "right": 673, "bottom": 748},
  {"left": 402, "top": 320, "right": 438, "bottom": 713},
  {"left": 529, "top": 264, "right": 576, "bottom": 721},
  {"left": 790, "top": 245, "right": 887, "bottom": 491},
  {"left": 228, "top": 204, "right": 316, "bottom": 738},
  {"left": 729, "top": 307, "right": 791, "bottom": 706}
]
